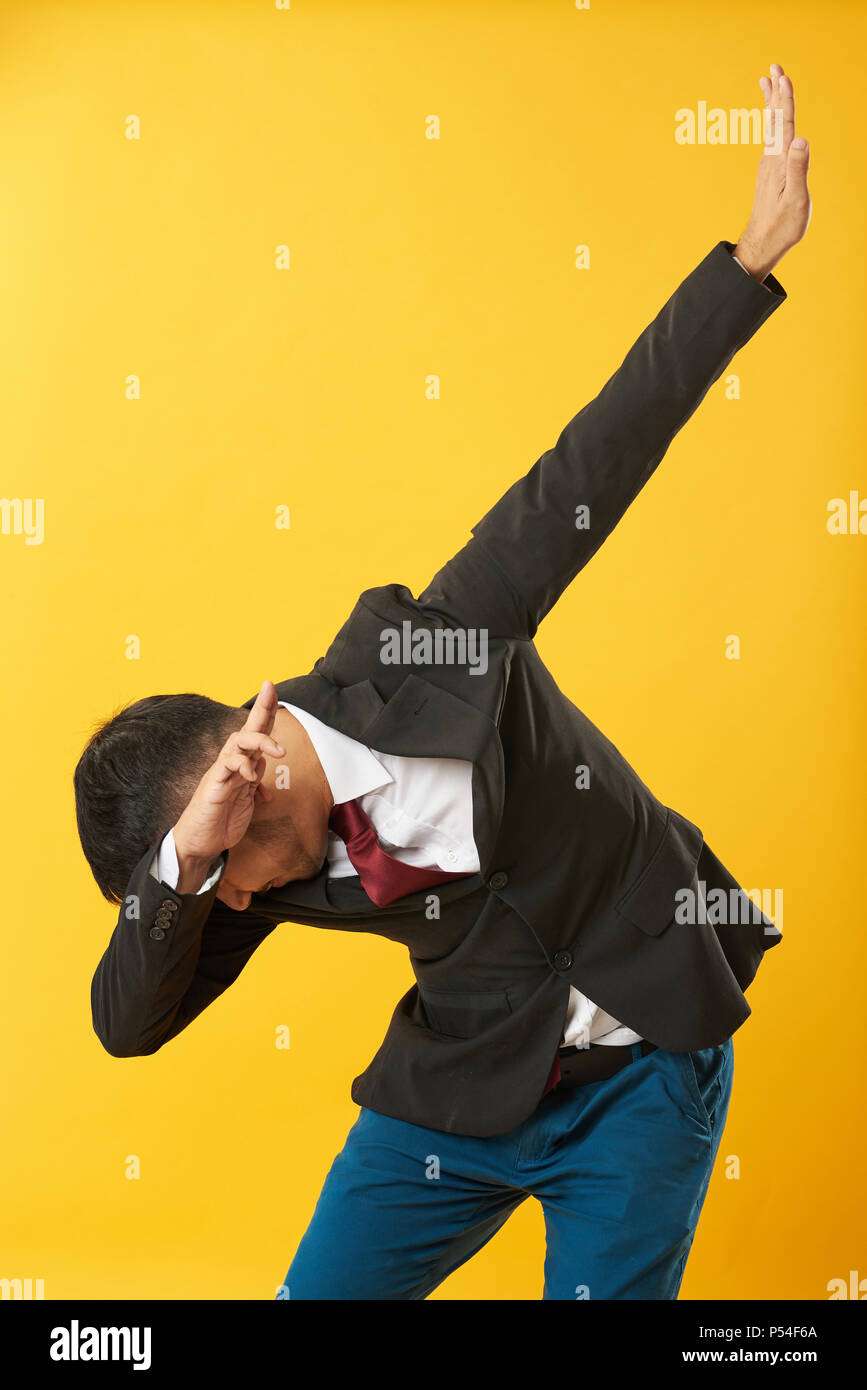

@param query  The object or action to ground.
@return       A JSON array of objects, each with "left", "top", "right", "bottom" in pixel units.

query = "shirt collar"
[{"left": 278, "top": 700, "right": 393, "bottom": 806}]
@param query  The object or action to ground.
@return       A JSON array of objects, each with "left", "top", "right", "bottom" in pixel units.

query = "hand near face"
[{"left": 173, "top": 681, "right": 285, "bottom": 892}]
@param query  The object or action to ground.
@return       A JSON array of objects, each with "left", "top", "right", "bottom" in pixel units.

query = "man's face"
[{"left": 214, "top": 811, "right": 328, "bottom": 912}]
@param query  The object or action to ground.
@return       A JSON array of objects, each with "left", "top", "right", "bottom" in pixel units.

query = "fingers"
[
  {"left": 213, "top": 750, "right": 266, "bottom": 786},
  {"left": 243, "top": 679, "right": 278, "bottom": 738},
  {"left": 764, "top": 62, "right": 809, "bottom": 200},
  {"left": 762, "top": 62, "right": 787, "bottom": 155},
  {"left": 213, "top": 731, "right": 283, "bottom": 787},
  {"left": 235, "top": 729, "right": 284, "bottom": 758},
  {"left": 779, "top": 72, "right": 795, "bottom": 150}
]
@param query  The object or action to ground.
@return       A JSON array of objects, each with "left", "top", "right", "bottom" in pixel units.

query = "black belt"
[{"left": 554, "top": 1038, "right": 658, "bottom": 1089}]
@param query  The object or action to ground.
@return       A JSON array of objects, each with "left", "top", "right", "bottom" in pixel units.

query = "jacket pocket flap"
[
  {"left": 615, "top": 809, "right": 704, "bottom": 936},
  {"left": 419, "top": 986, "right": 513, "bottom": 1039}
]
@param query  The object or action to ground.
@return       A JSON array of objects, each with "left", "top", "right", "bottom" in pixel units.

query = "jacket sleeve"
[
  {"left": 416, "top": 240, "right": 786, "bottom": 639},
  {"left": 90, "top": 843, "right": 277, "bottom": 1058}
]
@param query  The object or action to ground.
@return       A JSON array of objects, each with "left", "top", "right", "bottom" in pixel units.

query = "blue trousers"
[{"left": 277, "top": 1038, "right": 733, "bottom": 1300}]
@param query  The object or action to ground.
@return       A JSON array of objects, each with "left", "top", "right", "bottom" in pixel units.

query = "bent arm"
[
  {"left": 91, "top": 842, "right": 276, "bottom": 1057},
  {"left": 417, "top": 240, "right": 785, "bottom": 638}
]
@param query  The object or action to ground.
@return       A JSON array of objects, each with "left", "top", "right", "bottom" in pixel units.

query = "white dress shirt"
[{"left": 151, "top": 701, "right": 643, "bottom": 1048}]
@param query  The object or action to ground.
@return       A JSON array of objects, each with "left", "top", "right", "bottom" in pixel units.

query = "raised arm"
[{"left": 418, "top": 63, "right": 809, "bottom": 639}]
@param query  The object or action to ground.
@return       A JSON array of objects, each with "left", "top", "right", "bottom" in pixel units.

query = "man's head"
[
  {"left": 74, "top": 694, "right": 247, "bottom": 904},
  {"left": 74, "top": 690, "right": 333, "bottom": 912}
]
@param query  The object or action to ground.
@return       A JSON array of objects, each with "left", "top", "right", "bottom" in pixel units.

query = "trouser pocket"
[{"left": 675, "top": 1039, "right": 732, "bottom": 1135}]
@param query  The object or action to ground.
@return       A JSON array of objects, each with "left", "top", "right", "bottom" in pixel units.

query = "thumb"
[{"left": 786, "top": 136, "right": 810, "bottom": 186}]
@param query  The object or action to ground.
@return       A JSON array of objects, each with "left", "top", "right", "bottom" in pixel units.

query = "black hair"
[{"left": 73, "top": 694, "right": 245, "bottom": 905}]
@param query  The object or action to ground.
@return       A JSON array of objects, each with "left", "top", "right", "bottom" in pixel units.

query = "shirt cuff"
[{"left": 148, "top": 828, "right": 224, "bottom": 895}]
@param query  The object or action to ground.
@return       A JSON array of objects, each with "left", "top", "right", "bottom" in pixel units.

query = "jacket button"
[
  {"left": 149, "top": 926, "right": 166, "bottom": 941},
  {"left": 488, "top": 871, "right": 508, "bottom": 891},
  {"left": 161, "top": 900, "right": 179, "bottom": 914},
  {"left": 553, "top": 950, "right": 573, "bottom": 971}
]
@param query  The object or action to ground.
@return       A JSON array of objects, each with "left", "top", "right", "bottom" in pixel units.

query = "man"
[{"left": 76, "top": 64, "right": 810, "bottom": 1299}]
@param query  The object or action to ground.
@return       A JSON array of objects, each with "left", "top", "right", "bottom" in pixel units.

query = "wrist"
[
  {"left": 173, "top": 834, "right": 216, "bottom": 895},
  {"left": 176, "top": 858, "right": 213, "bottom": 895},
  {"left": 732, "top": 234, "right": 777, "bottom": 284}
]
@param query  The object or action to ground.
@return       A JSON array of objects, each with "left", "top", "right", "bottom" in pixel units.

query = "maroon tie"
[
  {"left": 543, "top": 1051, "right": 562, "bottom": 1096},
  {"left": 328, "top": 798, "right": 475, "bottom": 907}
]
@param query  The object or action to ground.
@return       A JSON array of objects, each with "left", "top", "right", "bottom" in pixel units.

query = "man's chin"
[
  {"left": 303, "top": 852, "right": 327, "bottom": 880},
  {"left": 276, "top": 852, "right": 326, "bottom": 887},
  {"left": 309, "top": 842, "right": 329, "bottom": 876}
]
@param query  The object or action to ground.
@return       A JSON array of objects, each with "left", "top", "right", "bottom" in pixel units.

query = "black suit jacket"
[{"left": 91, "top": 240, "right": 785, "bottom": 1136}]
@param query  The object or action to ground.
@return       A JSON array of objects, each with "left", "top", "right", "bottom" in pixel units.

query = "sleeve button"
[{"left": 149, "top": 926, "right": 166, "bottom": 941}]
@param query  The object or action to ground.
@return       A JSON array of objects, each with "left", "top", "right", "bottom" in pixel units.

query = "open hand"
[{"left": 734, "top": 63, "right": 811, "bottom": 282}]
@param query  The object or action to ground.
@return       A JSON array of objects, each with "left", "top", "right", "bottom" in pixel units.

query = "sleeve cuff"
[
  {"left": 723, "top": 240, "right": 785, "bottom": 298},
  {"left": 149, "top": 828, "right": 224, "bottom": 896}
]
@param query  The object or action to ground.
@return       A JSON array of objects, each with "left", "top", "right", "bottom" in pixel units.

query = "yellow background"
[{"left": 1, "top": 0, "right": 864, "bottom": 1300}]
